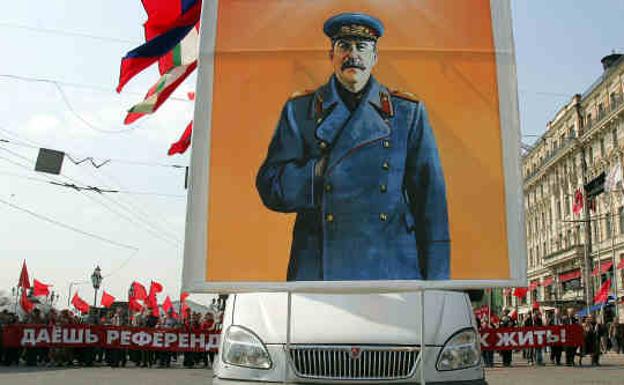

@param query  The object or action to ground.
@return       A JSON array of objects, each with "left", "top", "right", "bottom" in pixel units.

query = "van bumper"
[{"left": 213, "top": 378, "right": 487, "bottom": 385}]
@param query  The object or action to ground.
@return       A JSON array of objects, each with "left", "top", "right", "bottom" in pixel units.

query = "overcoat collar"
[{"left": 313, "top": 76, "right": 393, "bottom": 172}]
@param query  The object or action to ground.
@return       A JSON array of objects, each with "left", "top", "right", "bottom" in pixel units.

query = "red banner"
[
  {"left": 479, "top": 325, "right": 583, "bottom": 351},
  {"left": 1, "top": 324, "right": 220, "bottom": 352}
]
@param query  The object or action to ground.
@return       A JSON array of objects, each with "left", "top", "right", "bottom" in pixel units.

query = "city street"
[{"left": 1, "top": 352, "right": 623, "bottom": 385}]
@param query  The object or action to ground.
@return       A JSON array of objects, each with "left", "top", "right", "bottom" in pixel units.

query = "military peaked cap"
[{"left": 323, "top": 13, "right": 384, "bottom": 41}]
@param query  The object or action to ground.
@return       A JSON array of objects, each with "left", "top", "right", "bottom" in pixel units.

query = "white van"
[{"left": 213, "top": 291, "right": 486, "bottom": 384}]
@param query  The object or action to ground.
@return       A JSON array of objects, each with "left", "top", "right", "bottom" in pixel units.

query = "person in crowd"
[
  {"left": 531, "top": 310, "right": 544, "bottom": 366},
  {"left": 499, "top": 308, "right": 515, "bottom": 367},
  {"left": 548, "top": 308, "right": 563, "bottom": 365},
  {"left": 592, "top": 317, "right": 603, "bottom": 366},
  {"left": 579, "top": 316, "right": 596, "bottom": 366},
  {"left": 523, "top": 311, "right": 535, "bottom": 365},
  {"left": 201, "top": 312, "right": 216, "bottom": 368},
  {"left": 1, "top": 311, "right": 21, "bottom": 366},
  {"left": 562, "top": 308, "right": 578, "bottom": 366},
  {"left": 478, "top": 315, "right": 494, "bottom": 367}
]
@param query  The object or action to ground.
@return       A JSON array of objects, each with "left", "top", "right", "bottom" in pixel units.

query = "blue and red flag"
[{"left": 116, "top": 0, "right": 201, "bottom": 92}]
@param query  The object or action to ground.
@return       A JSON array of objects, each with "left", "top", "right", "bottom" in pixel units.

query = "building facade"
[{"left": 507, "top": 54, "right": 624, "bottom": 321}]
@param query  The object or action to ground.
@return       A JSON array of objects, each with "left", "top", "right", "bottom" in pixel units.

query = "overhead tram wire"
[
  {"left": 0, "top": 170, "right": 185, "bottom": 198},
  {"left": 0, "top": 126, "right": 186, "bottom": 169},
  {"left": 0, "top": 126, "right": 186, "bottom": 238},
  {"left": 0, "top": 22, "right": 138, "bottom": 45},
  {"left": 0, "top": 196, "right": 138, "bottom": 252},
  {"left": 0, "top": 130, "right": 185, "bottom": 242},
  {"left": 0, "top": 146, "right": 181, "bottom": 248},
  {"left": 0, "top": 74, "right": 191, "bottom": 102}
]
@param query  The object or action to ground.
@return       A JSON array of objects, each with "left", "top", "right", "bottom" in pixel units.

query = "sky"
[{"left": 0, "top": 1, "right": 623, "bottom": 308}]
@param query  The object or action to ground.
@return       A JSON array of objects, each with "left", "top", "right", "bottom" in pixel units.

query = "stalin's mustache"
[{"left": 341, "top": 58, "right": 366, "bottom": 71}]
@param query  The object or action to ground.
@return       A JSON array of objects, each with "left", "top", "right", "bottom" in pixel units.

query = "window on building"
[
  {"left": 619, "top": 207, "right": 624, "bottom": 234},
  {"left": 587, "top": 113, "right": 593, "bottom": 127},
  {"left": 589, "top": 146, "right": 594, "bottom": 163},
  {"left": 556, "top": 199, "right": 561, "bottom": 219},
  {"left": 598, "top": 103, "right": 605, "bottom": 119},
  {"left": 612, "top": 128, "right": 618, "bottom": 148},
  {"left": 563, "top": 278, "right": 581, "bottom": 293},
  {"left": 576, "top": 225, "right": 581, "bottom": 244},
  {"left": 559, "top": 233, "right": 563, "bottom": 250},
  {"left": 543, "top": 242, "right": 547, "bottom": 258},
  {"left": 567, "top": 229, "right": 572, "bottom": 246},
  {"left": 565, "top": 195, "right": 570, "bottom": 216},
  {"left": 606, "top": 213, "right": 612, "bottom": 238},
  {"left": 600, "top": 137, "right": 605, "bottom": 157}
]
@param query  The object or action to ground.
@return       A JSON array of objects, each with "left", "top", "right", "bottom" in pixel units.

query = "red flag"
[
  {"left": 513, "top": 287, "right": 528, "bottom": 298},
  {"left": 162, "top": 295, "right": 173, "bottom": 314},
  {"left": 101, "top": 291, "right": 115, "bottom": 308},
  {"left": 116, "top": 1, "right": 201, "bottom": 92},
  {"left": 129, "top": 297, "right": 144, "bottom": 312},
  {"left": 187, "top": 91, "right": 195, "bottom": 100},
  {"left": 509, "top": 309, "right": 518, "bottom": 321},
  {"left": 168, "top": 121, "right": 192, "bottom": 155},
  {"left": 18, "top": 261, "right": 30, "bottom": 289},
  {"left": 594, "top": 279, "right": 611, "bottom": 304},
  {"left": 532, "top": 301, "right": 540, "bottom": 310},
  {"left": 71, "top": 293, "right": 90, "bottom": 314},
  {"left": 146, "top": 281, "right": 163, "bottom": 309},
  {"left": 150, "top": 281, "right": 164, "bottom": 294},
  {"left": 572, "top": 189, "right": 583, "bottom": 215},
  {"left": 32, "top": 279, "right": 50, "bottom": 297},
  {"left": 20, "top": 289, "right": 34, "bottom": 313},
  {"left": 180, "top": 291, "right": 189, "bottom": 302},
  {"left": 130, "top": 281, "right": 147, "bottom": 301}
]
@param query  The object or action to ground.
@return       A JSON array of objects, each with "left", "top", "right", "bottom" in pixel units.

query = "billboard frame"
[{"left": 182, "top": 0, "right": 526, "bottom": 293}]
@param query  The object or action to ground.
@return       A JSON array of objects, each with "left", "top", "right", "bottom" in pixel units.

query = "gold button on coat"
[
  {"left": 382, "top": 161, "right": 390, "bottom": 170},
  {"left": 324, "top": 184, "right": 332, "bottom": 192},
  {"left": 379, "top": 213, "right": 388, "bottom": 221},
  {"left": 319, "top": 141, "right": 328, "bottom": 150},
  {"left": 326, "top": 213, "right": 334, "bottom": 222},
  {"left": 383, "top": 140, "right": 391, "bottom": 148},
  {"left": 380, "top": 184, "right": 387, "bottom": 192}
]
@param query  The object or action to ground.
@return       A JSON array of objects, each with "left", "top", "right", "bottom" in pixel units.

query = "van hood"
[{"left": 230, "top": 291, "right": 473, "bottom": 346}]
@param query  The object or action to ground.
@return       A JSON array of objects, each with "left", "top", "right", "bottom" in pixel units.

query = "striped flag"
[
  {"left": 124, "top": 25, "right": 198, "bottom": 124},
  {"left": 116, "top": 0, "right": 201, "bottom": 92}
]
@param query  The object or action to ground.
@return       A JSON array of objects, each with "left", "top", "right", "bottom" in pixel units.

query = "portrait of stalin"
[{"left": 256, "top": 12, "right": 450, "bottom": 281}]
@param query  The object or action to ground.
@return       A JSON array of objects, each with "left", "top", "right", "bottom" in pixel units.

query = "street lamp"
[{"left": 90, "top": 266, "right": 103, "bottom": 308}]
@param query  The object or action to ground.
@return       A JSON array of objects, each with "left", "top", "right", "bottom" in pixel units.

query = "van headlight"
[
  {"left": 222, "top": 325, "right": 272, "bottom": 369},
  {"left": 436, "top": 328, "right": 480, "bottom": 371}
]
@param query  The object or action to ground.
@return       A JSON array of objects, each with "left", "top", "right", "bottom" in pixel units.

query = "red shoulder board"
[
  {"left": 289, "top": 89, "right": 314, "bottom": 100},
  {"left": 390, "top": 89, "right": 420, "bottom": 103}
]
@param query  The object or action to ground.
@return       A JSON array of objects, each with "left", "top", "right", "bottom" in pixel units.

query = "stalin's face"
[{"left": 330, "top": 38, "right": 377, "bottom": 92}]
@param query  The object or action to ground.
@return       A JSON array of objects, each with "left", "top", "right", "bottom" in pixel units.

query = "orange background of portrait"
[{"left": 205, "top": 0, "right": 509, "bottom": 281}]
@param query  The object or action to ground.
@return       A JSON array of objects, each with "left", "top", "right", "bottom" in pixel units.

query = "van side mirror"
[{"left": 464, "top": 290, "right": 484, "bottom": 302}]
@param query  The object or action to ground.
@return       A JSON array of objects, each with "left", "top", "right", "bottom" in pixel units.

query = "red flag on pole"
[
  {"left": 101, "top": 291, "right": 115, "bottom": 308},
  {"left": 20, "top": 290, "right": 34, "bottom": 313},
  {"left": 150, "top": 281, "right": 164, "bottom": 295},
  {"left": 162, "top": 295, "right": 173, "bottom": 314},
  {"left": 594, "top": 279, "right": 611, "bottom": 304},
  {"left": 129, "top": 297, "right": 144, "bottom": 312},
  {"left": 71, "top": 293, "right": 90, "bottom": 314},
  {"left": 513, "top": 287, "right": 528, "bottom": 298},
  {"left": 32, "top": 279, "right": 50, "bottom": 297},
  {"left": 18, "top": 261, "right": 30, "bottom": 289},
  {"left": 130, "top": 282, "right": 147, "bottom": 301},
  {"left": 168, "top": 121, "right": 193, "bottom": 156},
  {"left": 572, "top": 189, "right": 583, "bottom": 215},
  {"left": 180, "top": 291, "right": 189, "bottom": 302}
]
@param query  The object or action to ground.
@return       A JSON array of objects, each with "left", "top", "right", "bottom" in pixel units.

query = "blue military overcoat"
[{"left": 256, "top": 76, "right": 450, "bottom": 281}]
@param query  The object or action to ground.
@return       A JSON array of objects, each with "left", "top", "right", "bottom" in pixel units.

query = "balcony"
[{"left": 542, "top": 244, "right": 584, "bottom": 268}]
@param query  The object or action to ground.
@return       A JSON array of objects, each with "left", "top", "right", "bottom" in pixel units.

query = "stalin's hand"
[{"left": 314, "top": 156, "right": 328, "bottom": 177}]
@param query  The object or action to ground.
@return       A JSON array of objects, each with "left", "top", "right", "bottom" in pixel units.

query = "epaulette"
[
  {"left": 390, "top": 89, "right": 420, "bottom": 103},
  {"left": 289, "top": 89, "right": 314, "bottom": 100}
]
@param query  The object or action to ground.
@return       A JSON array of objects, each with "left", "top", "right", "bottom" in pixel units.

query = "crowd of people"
[
  {"left": 0, "top": 300, "right": 223, "bottom": 369},
  {"left": 478, "top": 307, "right": 624, "bottom": 368}
]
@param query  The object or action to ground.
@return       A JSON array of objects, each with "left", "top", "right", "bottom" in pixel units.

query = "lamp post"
[{"left": 90, "top": 266, "right": 103, "bottom": 308}]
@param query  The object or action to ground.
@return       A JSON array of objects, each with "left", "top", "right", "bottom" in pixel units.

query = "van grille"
[{"left": 288, "top": 345, "right": 419, "bottom": 380}]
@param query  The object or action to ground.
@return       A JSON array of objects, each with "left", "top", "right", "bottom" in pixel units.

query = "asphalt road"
[{"left": 0, "top": 353, "right": 622, "bottom": 385}]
